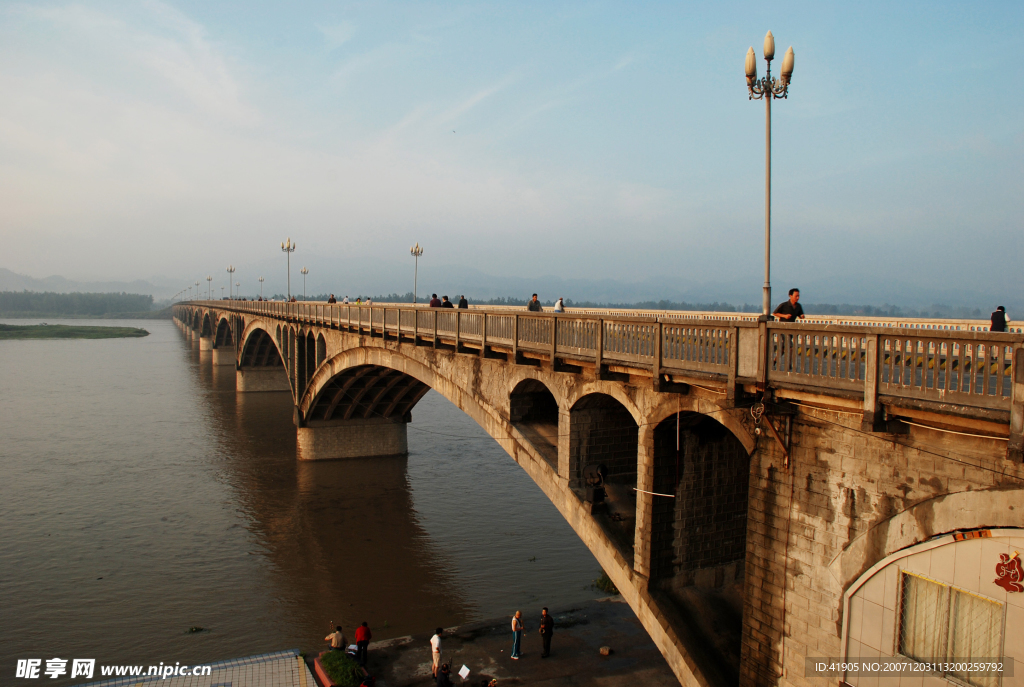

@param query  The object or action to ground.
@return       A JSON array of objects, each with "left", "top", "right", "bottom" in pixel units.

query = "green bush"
[{"left": 319, "top": 651, "right": 364, "bottom": 687}]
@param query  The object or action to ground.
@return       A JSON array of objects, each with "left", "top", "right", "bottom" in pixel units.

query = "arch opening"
[
  {"left": 241, "top": 328, "right": 283, "bottom": 367},
  {"left": 306, "top": 364, "right": 430, "bottom": 425},
  {"left": 200, "top": 313, "right": 212, "bottom": 337},
  {"left": 215, "top": 318, "right": 234, "bottom": 347},
  {"left": 510, "top": 379, "right": 559, "bottom": 468},
  {"left": 648, "top": 412, "right": 749, "bottom": 686},
  {"left": 569, "top": 393, "right": 638, "bottom": 562}
]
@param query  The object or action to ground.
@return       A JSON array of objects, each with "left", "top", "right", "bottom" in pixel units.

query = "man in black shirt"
[
  {"left": 991, "top": 306, "right": 1008, "bottom": 332},
  {"left": 527, "top": 294, "right": 542, "bottom": 312},
  {"left": 773, "top": 288, "right": 805, "bottom": 321},
  {"left": 457, "top": 295, "right": 468, "bottom": 309},
  {"left": 441, "top": 295, "right": 454, "bottom": 308}
]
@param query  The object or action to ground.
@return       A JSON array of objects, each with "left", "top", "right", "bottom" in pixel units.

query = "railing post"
[
  {"left": 480, "top": 313, "right": 487, "bottom": 358},
  {"left": 1008, "top": 345, "right": 1024, "bottom": 462},
  {"left": 512, "top": 315, "right": 520, "bottom": 364},
  {"left": 652, "top": 321, "right": 662, "bottom": 392},
  {"left": 861, "top": 334, "right": 883, "bottom": 432},
  {"left": 595, "top": 319, "right": 603, "bottom": 380},
  {"left": 550, "top": 316, "right": 557, "bottom": 370},
  {"left": 727, "top": 326, "right": 739, "bottom": 402},
  {"left": 455, "top": 310, "right": 461, "bottom": 352},
  {"left": 433, "top": 310, "right": 438, "bottom": 349},
  {"left": 413, "top": 307, "right": 419, "bottom": 346}
]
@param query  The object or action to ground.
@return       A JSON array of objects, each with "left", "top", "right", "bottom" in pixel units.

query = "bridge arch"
[
  {"left": 215, "top": 317, "right": 234, "bottom": 348},
  {"left": 200, "top": 312, "right": 212, "bottom": 337}
]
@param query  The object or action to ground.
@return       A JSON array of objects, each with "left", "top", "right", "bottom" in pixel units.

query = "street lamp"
[
  {"left": 236, "top": 282, "right": 241, "bottom": 299},
  {"left": 195, "top": 281, "right": 200, "bottom": 302},
  {"left": 410, "top": 242, "right": 423, "bottom": 304},
  {"left": 206, "top": 275, "right": 212, "bottom": 300},
  {"left": 281, "top": 238, "right": 296, "bottom": 300},
  {"left": 221, "top": 286, "right": 225, "bottom": 299},
  {"left": 226, "top": 265, "right": 236, "bottom": 299},
  {"left": 300, "top": 267, "right": 309, "bottom": 301},
  {"left": 188, "top": 285, "right": 193, "bottom": 301},
  {"left": 745, "top": 31, "right": 794, "bottom": 319}
]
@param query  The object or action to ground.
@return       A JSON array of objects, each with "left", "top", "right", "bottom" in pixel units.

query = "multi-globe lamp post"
[
  {"left": 745, "top": 31, "right": 794, "bottom": 320},
  {"left": 195, "top": 281, "right": 200, "bottom": 302},
  {"left": 300, "top": 267, "right": 309, "bottom": 301},
  {"left": 281, "top": 238, "right": 296, "bottom": 300},
  {"left": 258, "top": 276, "right": 265, "bottom": 300},
  {"left": 236, "top": 282, "right": 241, "bottom": 299},
  {"left": 206, "top": 275, "right": 212, "bottom": 300},
  {"left": 410, "top": 242, "right": 423, "bottom": 304},
  {"left": 226, "top": 265, "right": 236, "bottom": 300}
]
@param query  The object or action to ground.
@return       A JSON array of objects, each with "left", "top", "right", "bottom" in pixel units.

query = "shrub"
[
  {"left": 319, "top": 651, "right": 364, "bottom": 687},
  {"left": 593, "top": 572, "right": 619, "bottom": 595}
]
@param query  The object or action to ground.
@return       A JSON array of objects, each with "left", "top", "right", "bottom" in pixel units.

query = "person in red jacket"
[{"left": 355, "top": 622, "right": 372, "bottom": 666}]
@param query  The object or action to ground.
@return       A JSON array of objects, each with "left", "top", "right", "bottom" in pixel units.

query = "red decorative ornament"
[{"left": 994, "top": 553, "right": 1024, "bottom": 593}]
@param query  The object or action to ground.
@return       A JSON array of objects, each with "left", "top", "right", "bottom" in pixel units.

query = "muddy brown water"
[{"left": 0, "top": 318, "right": 602, "bottom": 682}]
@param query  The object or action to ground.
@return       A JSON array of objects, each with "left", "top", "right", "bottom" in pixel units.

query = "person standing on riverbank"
[
  {"left": 539, "top": 608, "right": 554, "bottom": 657},
  {"left": 325, "top": 626, "right": 346, "bottom": 651},
  {"left": 511, "top": 611, "right": 523, "bottom": 659},
  {"left": 355, "top": 622, "right": 372, "bottom": 666},
  {"left": 430, "top": 628, "right": 443, "bottom": 677}
]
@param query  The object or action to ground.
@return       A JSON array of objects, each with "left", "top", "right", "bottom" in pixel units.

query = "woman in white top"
[{"left": 510, "top": 611, "right": 523, "bottom": 659}]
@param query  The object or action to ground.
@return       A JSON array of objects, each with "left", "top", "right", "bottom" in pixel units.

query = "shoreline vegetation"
[
  {"left": 0, "top": 291, "right": 170, "bottom": 319},
  {"left": 0, "top": 324, "right": 150, "bottom": 340}
]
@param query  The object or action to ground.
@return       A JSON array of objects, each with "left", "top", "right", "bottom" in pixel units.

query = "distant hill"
[
  {"left": 0, "top": 291, "right": 170, "bottom": 319},
  {"left": 0, "top": 268, "right": 180, "bottom": 300}
]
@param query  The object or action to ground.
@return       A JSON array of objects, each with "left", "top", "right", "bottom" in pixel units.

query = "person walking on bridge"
[
  {"left": 441, "top": 295, "right": 454, "bottom": 308},
  {"left": 527, "top": 294, "right": 542, "bottom": 312},
  {"left": 773, "top": 288, "right": 805, "bottom": 321},
  {"left": 327, "top": 294, "right": 337, "bottom": 303},
  {"left": 457, "top": 295, "right": 468, "bottom": 309},
  {"left": 992, "top": 306, "right": 1008, "bottom": 332},
  {"left": 553, "top": 297, "right": 564, "bottom": 313},
  {"left": 429, "top": 294, "right": 442, "bottom": 308}
]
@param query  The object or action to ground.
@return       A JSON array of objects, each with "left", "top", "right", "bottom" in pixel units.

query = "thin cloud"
[
  {"left": 436, "top": 72, "right": 520, "bottom": 125},
  {"left": 318, "top": 21, "right": 355, "bottom": 50}
]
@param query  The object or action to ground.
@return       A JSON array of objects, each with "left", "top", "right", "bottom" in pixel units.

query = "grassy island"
[{"left": 0, "top": 324, "right": 150, "bottom": 340}]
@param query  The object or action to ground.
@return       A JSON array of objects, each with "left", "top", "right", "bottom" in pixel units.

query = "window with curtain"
[{"left": 897, "top": 571, "right": 1005, "bottom": 687}]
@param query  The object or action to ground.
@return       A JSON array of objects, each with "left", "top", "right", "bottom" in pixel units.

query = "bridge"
[{"left": 172, "top": 301, "right": 1024, "bottom": 687}]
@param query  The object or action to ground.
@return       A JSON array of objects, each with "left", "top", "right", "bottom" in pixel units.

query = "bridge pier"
[
  {"left": 212, "top": 347, "right": 235, "bottom": 366},
  {"left": 296, "top": 416, "right": 408, "bottom": 461},
  {"left": 199, "top": 336, "right": 213, "bottom": 351},
  {"left": 236, "top": 366, "right": 291, "bottom": 392}
]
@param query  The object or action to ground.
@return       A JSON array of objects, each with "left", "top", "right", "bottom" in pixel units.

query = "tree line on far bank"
[{"left": 0, "top": 291, "right": 165, "bottom": 318}]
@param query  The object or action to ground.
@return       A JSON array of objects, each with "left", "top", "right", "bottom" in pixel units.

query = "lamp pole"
[
  {"left": 258, "top": 276, "right": 264, "bottom": 299},
  {"left": 206, "top": 275, "right": 212, "bottom": 300},
  {"left": 195, "top": 281, "right": 200, "bottom": 302},
  {"left": 410, "top": 242, "right": 423, "bottom": 304},
  {"left": 221, "top": 286, "right": 225, "bottom": 299},
  {"left": 281, "top": 238, "right": 296, "bottom": 300},
  {"left": 226, "top": 265, "right": 236, "bottom": 300},
  {"left": 300, "top": 267, "right": 309, "bottom": 301},
  {"left": 745, "top": 31, "right": 794, "bottom": 319},
  {"left": 188, "top": 285, "right": 193, "bottom": 301},
  {"left": 236, "top": 282, "right": 241, "bottom": 299}
]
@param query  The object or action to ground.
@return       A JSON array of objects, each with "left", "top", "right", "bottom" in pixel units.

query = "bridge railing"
[{"left": 181, "top": 301, "right": 1024, "bottom": 421}]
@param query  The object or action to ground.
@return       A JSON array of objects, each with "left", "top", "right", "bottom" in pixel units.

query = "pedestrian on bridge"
[
  {"left": 327, "top": 294, "right": 337, "bottom": 303},
  {"left": 554, "top": 297, "right": 564, "bottom": 313},
  {"left": 773, "top": 288, "right": 805, "bottom": 321},
  {"left": 429, "top": 294, "right": 442, "bottom": 308},
  {"left": 458, "top": 295, "right": 468, "bottom": 309},
  {"left": 992, "top": 306, "right": 1008, "bottom": 332},
  {"left": 527, "top": 294, "right": 542, "bottom": 312},
  {"left": 441, "top": 296, "right": 454, "bottom": 308}
]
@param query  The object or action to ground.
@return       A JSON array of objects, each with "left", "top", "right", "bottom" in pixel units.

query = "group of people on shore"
[{"left": 324, "top": 608, "right": 555, "bottom": 685}]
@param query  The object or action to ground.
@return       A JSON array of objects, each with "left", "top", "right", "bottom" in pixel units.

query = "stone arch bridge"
[{"left": 174, "top": 301, "right": 1024, "bottom": 687}]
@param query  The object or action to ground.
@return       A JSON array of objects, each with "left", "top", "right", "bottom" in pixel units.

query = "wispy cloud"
[
  {"left": 318, "top": 21, "right": 355, "bottom": 50},
  {"left": 436, "top": 72, "right": 520, "bottom": 125}
]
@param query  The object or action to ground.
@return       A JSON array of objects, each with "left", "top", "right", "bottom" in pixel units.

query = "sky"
[{"left": 0, "top": 1, "right": 1021, "bottom": 305}]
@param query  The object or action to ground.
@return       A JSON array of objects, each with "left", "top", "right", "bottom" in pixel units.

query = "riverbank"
[
  {"left": 0, "top": 323, "right": 150, "bottom": 339},
  {"left": 324, "top": 597, "right": 679, "bottom": 687}
]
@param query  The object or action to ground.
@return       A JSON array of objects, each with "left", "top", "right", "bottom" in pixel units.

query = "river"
[{"left": 0, "top": 318, "right": 602, "bottom": 681}]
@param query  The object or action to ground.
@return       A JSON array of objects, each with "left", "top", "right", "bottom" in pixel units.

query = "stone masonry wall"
[
  {"left": 569, "top": 402, "right": 638, "bottom": 486},
  {"left": 740, "top": 407, "right": 1024, "bottom": 687}
]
